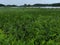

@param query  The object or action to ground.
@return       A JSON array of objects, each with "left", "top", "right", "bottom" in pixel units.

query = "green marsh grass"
[{"left": 0, "top": 8, "right": 60, "bottom": 45}]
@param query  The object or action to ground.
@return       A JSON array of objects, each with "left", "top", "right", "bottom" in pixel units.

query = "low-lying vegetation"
[{"left": 0, "top": 8, "right": 60, "bottom": 45}]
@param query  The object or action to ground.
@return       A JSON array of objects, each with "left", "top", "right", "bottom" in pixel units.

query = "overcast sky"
[{"left": 0, "top": 0, "right": 60, "bottom": 5}]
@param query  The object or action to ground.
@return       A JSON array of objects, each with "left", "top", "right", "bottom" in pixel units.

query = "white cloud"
[{"left": 0, "top": 0, "right": 60, "bottom": 5}]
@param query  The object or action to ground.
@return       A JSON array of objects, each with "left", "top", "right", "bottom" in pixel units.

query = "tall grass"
[{"left": 0, "top": 8, "right": 60, "bottom": 45}]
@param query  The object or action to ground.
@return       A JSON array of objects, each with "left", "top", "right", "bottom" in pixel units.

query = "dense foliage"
[{"left": 0, "top": 8, "right": 60, "bottom": 45}]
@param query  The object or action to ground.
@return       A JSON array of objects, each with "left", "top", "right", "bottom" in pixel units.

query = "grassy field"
[{"left": 0, "top": 8, "right": 60, "bottom": 45}]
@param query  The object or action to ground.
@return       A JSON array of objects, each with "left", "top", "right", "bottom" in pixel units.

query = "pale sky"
[{"left": 0, "top": 0, "right": 60, "bottom": 5}]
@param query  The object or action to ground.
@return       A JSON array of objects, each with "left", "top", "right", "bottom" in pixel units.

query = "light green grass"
[{"left": 0, "top": 8, "right": 60, "bottom": 45}]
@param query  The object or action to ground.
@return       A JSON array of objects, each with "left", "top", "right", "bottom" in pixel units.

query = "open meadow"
[{"left": 0, "top": 8, "right": 60, "bottom": 45}]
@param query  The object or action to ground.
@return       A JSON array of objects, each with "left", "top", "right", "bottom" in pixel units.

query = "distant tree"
[
  {"left": 51, "top": 3, "right": 60, "bottom": 6},
  {"left": 33, "top": 4, "right": 49, "bottom": 7},
  {"left": 24, "top": 4, "right": 27, "bottom": 7},
  {"left": 0, "top": 4, "right": 5, "bottom": 7},
  {"left": 6, "top": 5, "right": 17, "bottom": 7},
  {"left": 27, "top": 4, "right": 31, "bottom": 7}
]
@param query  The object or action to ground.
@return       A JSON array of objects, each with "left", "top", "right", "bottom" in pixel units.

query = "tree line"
[
  {"left": 0, "top": 3, "right": 60, "bottom": 7},
  {"left": 0, "top": 4, "right": 17, "bottom": 7},
  {"left": 22, "top": 3, "right": 60, "bottom": 7}
]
